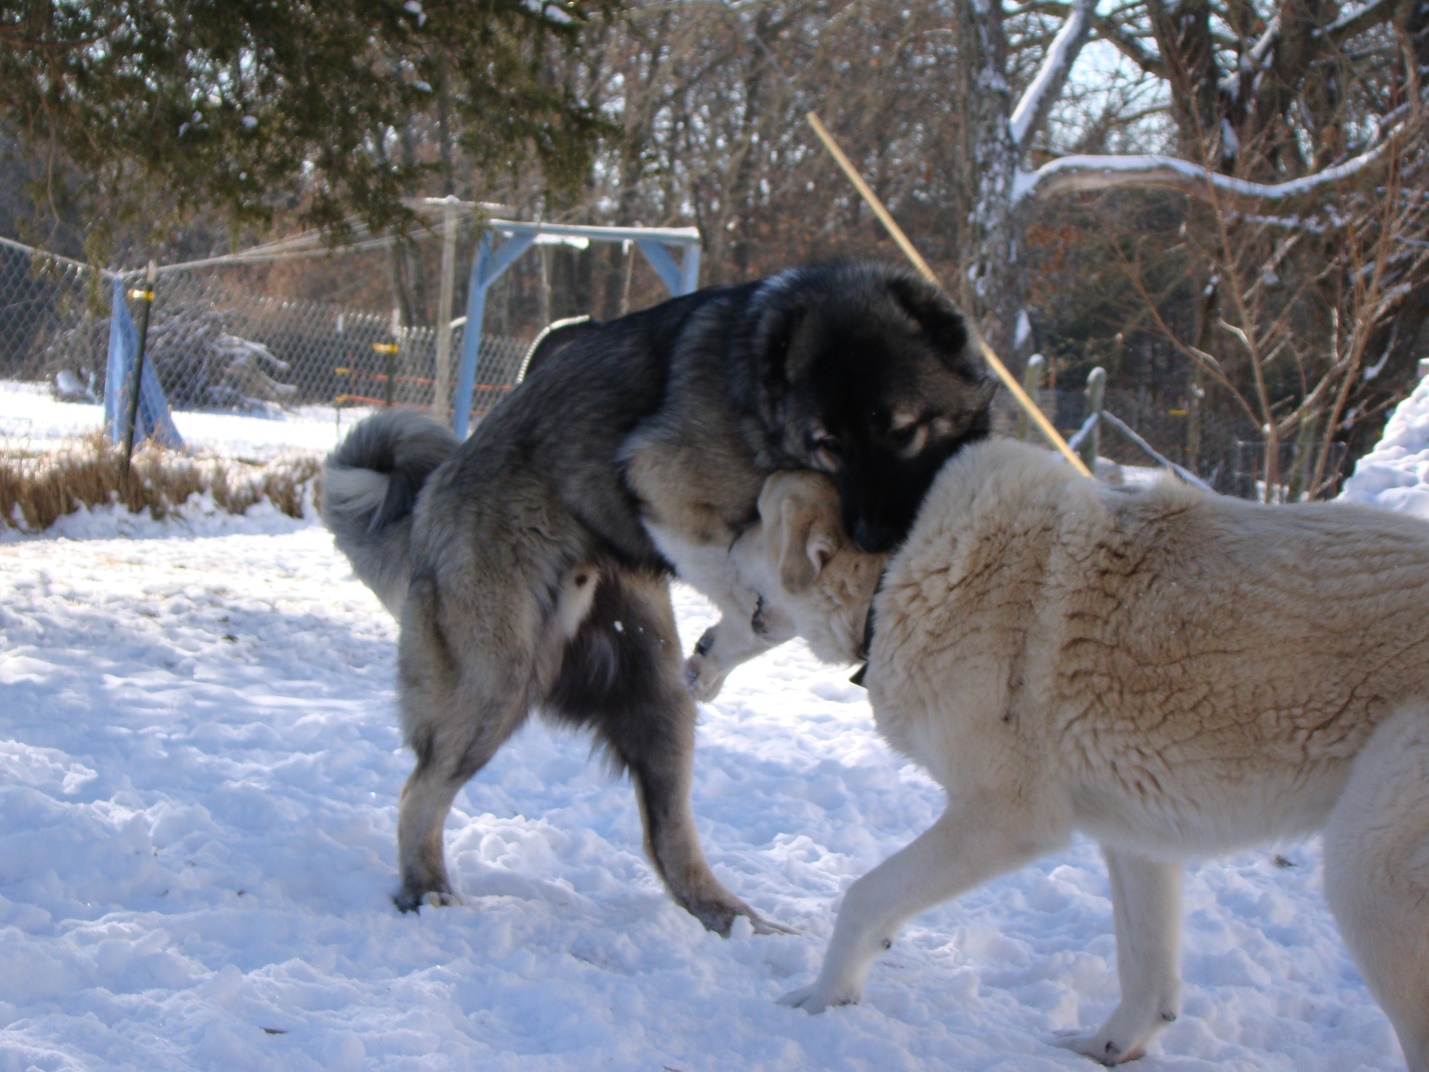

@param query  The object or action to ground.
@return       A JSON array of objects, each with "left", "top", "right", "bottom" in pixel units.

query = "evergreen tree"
[{"left": 0, "top": 0, "right": 612, "bottom": 246}]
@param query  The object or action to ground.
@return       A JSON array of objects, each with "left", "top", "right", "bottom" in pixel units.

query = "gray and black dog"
[{"left": 321, "top": 260, "right": 996, "bottom": 935}]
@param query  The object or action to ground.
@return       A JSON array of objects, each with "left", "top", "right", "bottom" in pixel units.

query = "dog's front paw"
[
  {"left": 777, "top": 981, "right": 858, "bottom": 1015},
  {"left": 684, "top": 632, "right": 728, "bottom": 702},
  {"left": 1053, "top": 1028, "right": 1148, "bottom": 1066},
  {"left": 1054, "top": 995, "right": 1177, "bottom": 1065},
  {"left": 684, "top": 655, "right": 724, "bottom": 702}
]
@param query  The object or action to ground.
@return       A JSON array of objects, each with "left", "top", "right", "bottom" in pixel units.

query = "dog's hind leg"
[
  {"left": 549, "top": 568, "right": 767, "bottom": 936},
  {"left": 393, "top": 575, "right": 532, "bottom": 912},
  {"left": 1059, "top": 849, "right": 1182, "bottom": 1065},
  {"left": 394, "top": 751, "right": 472, "bottom": 911},
  {"left": 625, "top": 719, "right": 757, "bottom": 935},
  {"left": 780, "top": 793, "right": 1066, "bottom": 1013},
  {"left": 1324, "top": 707, "right": 1429, "bottom": 1072},
  {"left": 393, "top": 705, "right": 529, "bottom": 912}
]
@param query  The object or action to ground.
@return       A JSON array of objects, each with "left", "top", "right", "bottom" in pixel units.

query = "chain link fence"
[
  {"left": 0, "top": 238, "right": 105, "bottom": 396},
  {"left": 992, "top": 381, "right": 1264, "bottom": 495},
  {"left": 1, "top": 236, "right": 1356, "bottom": 499},
  {"left": 1047, "top": 385, "right": 1261, "bottom": 494},
  {"left": 0, "top": 236, "right": 532, "bottom": 423},
  {"left": 1228, "top": 439, "right": 1350, "bottom": 502},
  {"left": 999, "top": 378, "right": 1350, "bottom": 500}
]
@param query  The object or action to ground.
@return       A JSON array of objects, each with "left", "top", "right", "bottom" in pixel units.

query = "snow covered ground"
[
  {"left": 3, "top": 378, "right": 1426, "bottom": 1071},
  {"left": 0, "top": 380, "right": 374, "bottom": 459}
]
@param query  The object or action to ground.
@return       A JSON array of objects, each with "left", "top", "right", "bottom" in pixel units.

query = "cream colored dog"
[{"left": 753, "top": 440, "right": 1429, "bottom": 1070}]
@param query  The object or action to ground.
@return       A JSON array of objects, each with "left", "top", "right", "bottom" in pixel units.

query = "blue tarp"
[{"left": 105, "top": 278, "right": 184, "bottom": 450}]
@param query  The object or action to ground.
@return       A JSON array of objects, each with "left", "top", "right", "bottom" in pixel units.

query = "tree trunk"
[{"left": 955, "top": 0, "right": 1029, "bottom": 363}]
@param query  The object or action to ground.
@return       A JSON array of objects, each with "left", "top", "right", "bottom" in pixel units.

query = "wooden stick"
[{"left": 805, "top": 111, "right": 1091, "bottom": 477}]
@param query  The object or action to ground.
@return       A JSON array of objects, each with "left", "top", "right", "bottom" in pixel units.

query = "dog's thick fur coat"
[
  {"left": 765, "top": 440, "right": 1429, "bottom": 1069},
  {"left": 321, "top": 262, "right": 994, "bottom": 935}
]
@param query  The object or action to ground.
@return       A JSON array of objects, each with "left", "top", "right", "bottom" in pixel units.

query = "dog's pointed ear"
[
  {"left": 737, "top": 297, "right": 809, "bottom": 445},
  {"left": 776, "top": 495, "right": 842, "bottom": 595},
  {"left": 887, "top": 275, "right": 969, "bottom": 363},
  {"left": 972, "top": 373, "right": 997, "bottom": 410},
  {"left": 804, "top": 529, "right": 837, "bottom": 580},
  {"left": 758, "top": 302, "right": 809, "bottom": 390},
  {"left": 775, "top": 494, "right": 819, "bottom": 594}
]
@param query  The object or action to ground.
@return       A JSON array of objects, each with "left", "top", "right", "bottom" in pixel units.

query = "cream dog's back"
[
  {"left": 781, "top": 438, "right": 1429, "bottom": 1068},
  {"left": 872, "top": 439, "right": 1429, "bottom": 851}
]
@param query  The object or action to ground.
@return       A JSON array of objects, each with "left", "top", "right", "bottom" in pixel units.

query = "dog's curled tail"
[{"left": 321, "top": 408, "right": 460, "bottom": 617}]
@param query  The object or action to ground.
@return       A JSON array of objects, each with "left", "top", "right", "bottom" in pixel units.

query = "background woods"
[{"left": 1, "top": 0, "right": 1426, "bottom": 492}]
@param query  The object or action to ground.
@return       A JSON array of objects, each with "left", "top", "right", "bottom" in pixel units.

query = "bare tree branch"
[
  {"left": 1015, "top": 121, "right": 1412, "bottom": 207},
  {"left": 1009, "top": 0, "right": 1097, "bottom": 155},
  {"left": 1092, "top": 13, "right": 1168, "bottom": 78}
]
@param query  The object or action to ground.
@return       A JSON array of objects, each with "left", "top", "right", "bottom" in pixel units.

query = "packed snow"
[{"left": 3, "top": 376, "right": 1427, "bottom": 1070}]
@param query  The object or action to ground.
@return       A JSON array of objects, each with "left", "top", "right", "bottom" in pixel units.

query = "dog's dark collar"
[{"left": 849, "top": 566, "right": 889, "bottom": 688}]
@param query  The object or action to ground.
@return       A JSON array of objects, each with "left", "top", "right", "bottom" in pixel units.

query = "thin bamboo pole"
[{"left": 805, "top": 112, "right": 1091, "bottom": 478}]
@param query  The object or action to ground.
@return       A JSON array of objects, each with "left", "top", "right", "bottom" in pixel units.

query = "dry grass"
[{"left": 0, "top": 432, "right": 322, "bottom": 532}]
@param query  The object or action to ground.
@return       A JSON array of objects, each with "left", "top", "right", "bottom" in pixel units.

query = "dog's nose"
[
  {"left": 693, "top": 627, "right": 716, "bottom": 656},
  {"left": 751, "top": 596, "right": 770, "bottom": 637},
  {"left": 853, "top": 517, "right": 896, "bottom": 553}
]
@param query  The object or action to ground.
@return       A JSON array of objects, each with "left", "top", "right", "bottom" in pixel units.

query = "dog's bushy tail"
[{"left": 321, "top": 409, "right": 459, "bottom": 616}]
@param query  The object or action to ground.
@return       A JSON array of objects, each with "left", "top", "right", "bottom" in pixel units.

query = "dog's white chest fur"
[{"left": 642, "top": 520, "right": 753, "bottom": 616}]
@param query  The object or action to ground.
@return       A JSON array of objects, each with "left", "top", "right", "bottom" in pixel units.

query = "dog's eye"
[
  {"left": 803, "top": 432, "right": 845, "bottom": 472},
  {"left": 888, "top": 420, "right": 928, "bottom": 457}
]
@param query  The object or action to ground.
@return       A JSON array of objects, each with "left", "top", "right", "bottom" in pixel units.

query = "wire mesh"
[
  {"left": 1231, "top": 439, "right": 1350, "bottom": 502},
  {"left": 5, "top": 237, "right": 1345, "bottom": 496},
  {"left": 993, "top": 380, "right": 1266, "bottom": 496},
  {"left": 0, "top": 240, "right": 108, "bottom": 398},
  {"left": 0, "top": 238, "right": 534, "bottom": 424}
]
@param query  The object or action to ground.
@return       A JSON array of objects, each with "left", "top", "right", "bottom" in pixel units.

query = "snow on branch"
[
  {"left": 1009, "top": 0, "right": 1095, "bottom": 156},
  {"left": 1014, "top": 127, "right": 1408, "bottom": 208},
  {"left": 1321, "top": 0, "right": 1395, "bottom": 42}
]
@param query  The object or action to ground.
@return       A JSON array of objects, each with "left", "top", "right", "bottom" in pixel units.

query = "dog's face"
[
  {"left": 755, "top": 469, "right": 885, "bottom": 666},
  {"left": 751, "top": 264, "right": 996, "bottom": 552}
]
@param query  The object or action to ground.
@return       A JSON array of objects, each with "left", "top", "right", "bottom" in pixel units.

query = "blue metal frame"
[
  {"left": 451, "top": 230, "right": 536, "bottom": 438},
  {"left": 450, "top": 220, "right": 702, "bottom": 438}
]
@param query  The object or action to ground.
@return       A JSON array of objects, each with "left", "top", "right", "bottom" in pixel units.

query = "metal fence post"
[
  {"left": 1078, "top": 366, "right": 1106, "bottom": 473},
  {"left": 104, "top": 271, "right": 183, "bottom": 453},
  {"left": 433, "top": 197, "right": 459, "bottom": 418},
  {"left": 374, "top": 332, "right": 399, "bottom": 407},
  {"left": 1018, "top": 354, "right": 1045, "bottom": 441},
  {"left": 453, "top": 233, "right": 495, "bottom": 439}
]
